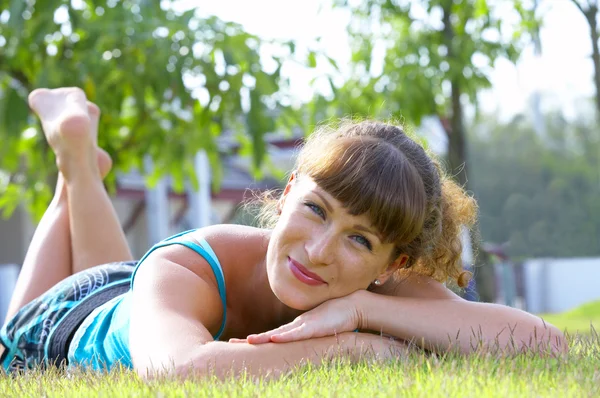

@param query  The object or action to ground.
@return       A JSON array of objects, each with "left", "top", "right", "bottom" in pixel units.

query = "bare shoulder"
[
  {"left": 372, "top": 270, "right": 462, "bottom": 300},
  {"left": 189, "top": 223, "right": 270, "bottom": 251},
  {"left": 128, "top": 224, "right": 270, "bottom": 368},
  {"left": 138, "top": 224, "right": 269, "bottom": 283},
  {"left": 187, "top": 224, "right": 270, "bottom": 273}
]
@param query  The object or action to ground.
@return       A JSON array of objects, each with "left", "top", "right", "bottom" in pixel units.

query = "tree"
[
  {"left": 0, "top": 0, "right": 295, "bottom": 219},
  {"left": 312, "top": 0, "right": 530, "bottom": 301},
  {"left": 469, "top": 112, "right": 600, "bottom": 259},
  {"left": 316, "top": 0, "right": 525, "bottom": 189},
  {"left": 569, "top": 1, "right": 600, "bottom": 189},
  {"left": 570, "top": 0, "right": 600, "bottom": 121}
]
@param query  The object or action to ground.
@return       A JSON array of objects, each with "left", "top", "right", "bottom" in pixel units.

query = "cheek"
[
  {"left": 334, "top": 259, "right": 378, "bottom": 290},
  {"left": 346, "top": 252, "right": 390, "bottom": 281},
  {"left": 276, "top": 208, "right": 315, "bottom": 243}
]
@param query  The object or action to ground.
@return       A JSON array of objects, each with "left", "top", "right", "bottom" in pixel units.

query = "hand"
[{"left": 244, "top": 293, "right": 363, "bottom": 344}]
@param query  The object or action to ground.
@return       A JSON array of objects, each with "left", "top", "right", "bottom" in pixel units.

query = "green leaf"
[
  {"left": 326, "top": 55, "right": 339, "bottom": 70},
  {"left": 3, "top": 86, "right": 29, "bottom": 136},
  {"left": 0, "top": 3, "right": 297, "bottom": 220},
  {"left": 307, "top": 51, "right": 317, "bottom": 68}
]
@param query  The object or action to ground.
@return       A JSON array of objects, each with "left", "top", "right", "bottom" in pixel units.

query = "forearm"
[
  {"left": 145, "top": 332, "right": 399, "bottom": 379},
  {"left": 357, "top": 291, "right": 566, "bottom": 355}
]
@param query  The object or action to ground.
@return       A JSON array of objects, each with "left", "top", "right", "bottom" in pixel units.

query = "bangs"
[{"left": 297, "top": 136, "right": 427, "bottom": 245}]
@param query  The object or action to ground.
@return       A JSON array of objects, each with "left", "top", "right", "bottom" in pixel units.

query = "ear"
[
  {"left": 375, "top": 254, "right": 409, "bottom": 285},
  {"left": 277, "top": 171, "right": 298, "bottom": 213}
]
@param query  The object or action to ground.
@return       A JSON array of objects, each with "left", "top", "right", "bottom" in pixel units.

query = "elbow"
[
  {"left": 135, "top": 345, "right": 232, "bottom": 381},
  {"left": 133, "top": 353, "right": 210, "bottom": 381},
  {"left": 476, "top": 319, "right": 569, "bottom": 357},
  {"left": 517, "top": 321, "right": 568, "bottom": 356},
  {"left": 544, "top": 324, "right": 569, "bottom": 356},
  {"left": 135, "top": 360, "right": 210, "bottom": 381},
  {"left": 134, "top": 362, "right": 182, "bottom": 381}
]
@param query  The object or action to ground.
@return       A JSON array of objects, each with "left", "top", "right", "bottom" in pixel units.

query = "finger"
[
  {"left": 269, "top": 325, "right": 313, "bottom": 343},
  {"left": 228, "top": 338, "right": 247, "bottom": 343},
  {"left": 246, "top": 322, "right": 300, "bottom": 344},
  {"left": 246, "top": 333, "right": 273, "bottom": 344}
]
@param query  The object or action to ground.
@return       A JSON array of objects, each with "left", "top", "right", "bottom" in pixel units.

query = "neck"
[
  {"left": 238, "top": 231, "right": 303, "bottom": 332},
  {"left": 247, "top": 238, "right": 303, "bottom": 329}
]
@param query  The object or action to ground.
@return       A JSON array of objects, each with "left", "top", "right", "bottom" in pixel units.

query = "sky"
[{"left": 176, "top": 0, "right": 596, "bottom": 123}]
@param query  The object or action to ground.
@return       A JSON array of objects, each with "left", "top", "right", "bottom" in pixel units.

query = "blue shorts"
[{"left": 0, "top": 262, "right": 135, "bottom": 373}]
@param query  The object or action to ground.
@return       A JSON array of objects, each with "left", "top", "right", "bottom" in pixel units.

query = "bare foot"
[
  {"left": 87, "top": 101, "right": 112, "bottom": 179},
  {"left": 96, "top": 149, "right": 113, "bottom": 180},
  {"left": 87, "top": 101, "right": 101, "bottom": 145},
  {"left": 29, "top": 88, "right": 98, "bottom": 179}
]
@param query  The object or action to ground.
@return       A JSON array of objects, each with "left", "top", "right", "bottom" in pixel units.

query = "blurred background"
[{"left": 0, "top": 0, "right": 599, "bottom": 330}]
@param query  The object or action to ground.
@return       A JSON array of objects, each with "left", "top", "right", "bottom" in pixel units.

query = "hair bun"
[{"left": 457, "top": 270, "right": 472, "bottom": 289}]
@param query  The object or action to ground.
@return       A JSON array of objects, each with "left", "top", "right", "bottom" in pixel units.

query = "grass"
[
  {"left": 540, "top": 300, "right": 600, "bottom": 335},
  {"left": 1, "top": 301, "right": 599, "bottom": 397}
]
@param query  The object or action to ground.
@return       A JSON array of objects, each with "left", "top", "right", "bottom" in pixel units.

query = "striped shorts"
[{"left": 0, "top": 262, "right": 135, "bottom": 373}]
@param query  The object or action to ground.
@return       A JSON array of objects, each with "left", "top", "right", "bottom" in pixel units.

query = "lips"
[{"left": 288, "top": 257, "right": 327, "bottom": 286}]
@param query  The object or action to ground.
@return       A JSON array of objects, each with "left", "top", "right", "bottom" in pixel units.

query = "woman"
[{"left": 1, "top": 88, "right": 565, "bottom": 378}]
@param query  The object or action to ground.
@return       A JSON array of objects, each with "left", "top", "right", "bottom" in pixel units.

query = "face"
[{"left": 266, "top": 174, "right": 403, "bottom": 310}]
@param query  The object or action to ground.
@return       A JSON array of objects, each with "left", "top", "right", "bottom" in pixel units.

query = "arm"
[
  {"left": 169, "top": 332, "right": 403, "bottom": 379},
  {"left": 128, "top": 243, "right": 404, "bottom": 380},
  {"left": 359, "top": 273, "right": 567, "bottom": 355},
  {"left": 247, "top": 272, "right": 567, "bottom": 356}
]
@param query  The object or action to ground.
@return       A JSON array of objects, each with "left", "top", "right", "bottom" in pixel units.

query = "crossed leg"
[{"left": 2, "top": 88, "right": 134, "bottom": 328}]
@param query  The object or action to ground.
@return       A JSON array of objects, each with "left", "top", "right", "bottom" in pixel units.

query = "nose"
[{"left": 305, "top": 228, "right": 336, "bottom": 266}]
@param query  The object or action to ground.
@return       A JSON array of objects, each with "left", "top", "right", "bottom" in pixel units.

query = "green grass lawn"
[
  {"left": 540, "top": 300, "right": 600, "bottom": 336},
  {"left": 2, "top": 301, "right": 599, "bottom": 397}
]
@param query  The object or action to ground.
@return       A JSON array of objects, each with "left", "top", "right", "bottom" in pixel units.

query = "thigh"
[{"left": 0, "top": 261, "right": 136, "bottom": 373}]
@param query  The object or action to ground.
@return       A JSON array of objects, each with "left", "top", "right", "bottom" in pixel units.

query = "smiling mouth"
[{"left": 288, "top": 257, "right": 327, "bottom": 286}]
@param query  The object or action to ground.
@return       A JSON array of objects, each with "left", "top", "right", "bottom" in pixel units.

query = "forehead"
[{"left": 293, "top": 177, "right": 377, "bottom": 227}]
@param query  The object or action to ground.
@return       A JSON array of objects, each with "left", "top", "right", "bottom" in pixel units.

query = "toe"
[
  {"left": 87, "top": 101, "right": 101, "bottom": 119},
  {"left": 28, "top": 88, "right": 51, "bottom": 112},
  {"left": 97, "top": 148, "right": 113, "bottom": 178}
]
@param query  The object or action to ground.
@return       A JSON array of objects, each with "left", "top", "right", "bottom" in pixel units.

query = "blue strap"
[{"left": 131, "top": 231, "right": 227, "bottom": 340}]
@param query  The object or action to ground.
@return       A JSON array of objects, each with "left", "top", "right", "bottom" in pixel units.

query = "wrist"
[{"left": 349, "top": 289, "right": 372, "bottom": 330}]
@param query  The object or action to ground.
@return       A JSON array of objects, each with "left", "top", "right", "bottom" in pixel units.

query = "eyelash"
[
  {"left": 304, "top": 201, "right": 373, "bottom": 251},
  {"left": 305, "top": 202, "right": 326, "bottom": 219},
  {"left": 353, "top": 235, "right": 373, "bottom": 251}
]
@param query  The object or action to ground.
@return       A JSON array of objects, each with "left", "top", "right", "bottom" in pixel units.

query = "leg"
[
  {"left": 3, "top": 89, "right": 131, "bottom": 325},
  {"left": 3, "top": 174, "right": 71, "bottom": 325},
  {"left": 3, "top": 135, "right": 112, "bottom": 325},
  {"left": 29, "top": 88, "right": 134, "bottom": 272}
]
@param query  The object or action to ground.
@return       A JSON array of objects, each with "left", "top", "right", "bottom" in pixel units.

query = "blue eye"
[
  {"left": 305, "top": 202, "right": 325, "bottom": 219},
  {"left": 353, "top": 235, "right": 373, "bottom": 251}
]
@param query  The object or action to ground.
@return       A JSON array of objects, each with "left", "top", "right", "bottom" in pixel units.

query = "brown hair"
[{"left": 257, "top": 120, "right": 477, "bottom": 287}]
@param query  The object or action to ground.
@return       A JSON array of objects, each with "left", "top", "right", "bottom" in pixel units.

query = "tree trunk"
[
  {"left": 441, "top": 1, "right": 494, "bottom": 302},
  {"left": 448, "top": 82, "right": 469, "bottom": 189},
  {"left": 441, "top": 2, "right": 469, "bottom": 189},
  {"left": 580, "top": 3, "right": 600, "bottom": 188},
  {"left": 586, "top": 6, "right": 600, "bottom": 120}
]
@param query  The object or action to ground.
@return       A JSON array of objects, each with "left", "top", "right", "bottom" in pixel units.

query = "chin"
[{"left": 269, "top": 278, "right": 322, "bottom": 311}]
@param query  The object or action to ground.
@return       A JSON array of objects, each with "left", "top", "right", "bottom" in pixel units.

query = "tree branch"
[{"left": 570, "top": 0, "right": 585, "bottom": 14}]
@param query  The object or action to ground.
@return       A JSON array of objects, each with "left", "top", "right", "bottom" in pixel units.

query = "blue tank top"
[{"left": 67, "top": 230, "right": 227, "bottom": 370}]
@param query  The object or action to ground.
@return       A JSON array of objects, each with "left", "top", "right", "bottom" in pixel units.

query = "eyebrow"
[
  {"left": 314, "top": 191, "right": 333, "bottom": 213},
  {"left": 354, "top": 225, "right": 383, "bottom": 242},
  {"left": 313, "top": 189, "right": 383, "bottom": 243}
]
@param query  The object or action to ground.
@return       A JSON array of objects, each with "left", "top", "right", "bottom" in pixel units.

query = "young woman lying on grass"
[{"left": 0, "top": 88, "right": 565, "bottom": 378}]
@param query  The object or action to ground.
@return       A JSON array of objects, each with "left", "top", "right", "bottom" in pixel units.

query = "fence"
[
  {"left": 0, "top": 264, "right": 19, "bottom": 324},
  {"left": 524, "top": 257, "right": 600, "bottom": 314}
]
